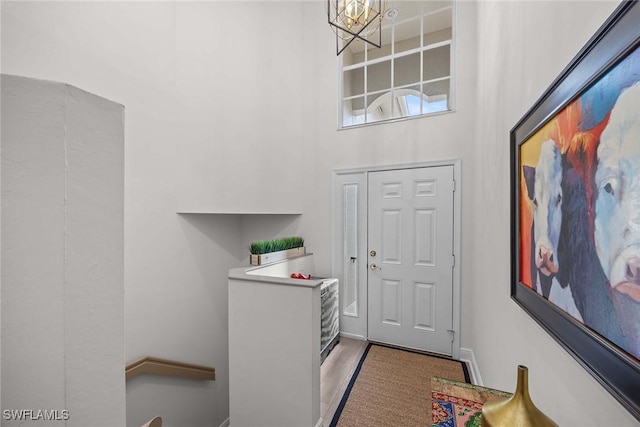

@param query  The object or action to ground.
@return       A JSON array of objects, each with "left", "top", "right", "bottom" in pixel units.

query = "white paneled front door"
[{"left": 367, "top": 166, "right": 455, "bottom": 355}]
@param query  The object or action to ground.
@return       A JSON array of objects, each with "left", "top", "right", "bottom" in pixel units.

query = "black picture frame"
[{"left": 510, "top": 0, "right": 640, "bottom": 421}]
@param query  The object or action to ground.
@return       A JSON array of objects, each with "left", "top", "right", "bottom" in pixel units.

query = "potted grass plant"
[{"left": 248, "top": 236, "right": 305, "bottom": 265}]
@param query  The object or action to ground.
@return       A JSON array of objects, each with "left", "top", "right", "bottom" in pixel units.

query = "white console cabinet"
[{"left": 228, "top": 254, "right": 322, "bottom": 427}]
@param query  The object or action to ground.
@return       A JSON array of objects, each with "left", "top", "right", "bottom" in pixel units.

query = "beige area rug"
[{"left": 329, "top": 343, "right": 469, "bottom": 427}]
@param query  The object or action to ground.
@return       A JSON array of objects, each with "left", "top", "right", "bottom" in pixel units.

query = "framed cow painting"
[{"left": 510, "top": 0, "right": 640, "bottom": 420}]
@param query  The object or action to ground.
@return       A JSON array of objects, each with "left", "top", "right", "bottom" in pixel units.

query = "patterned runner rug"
[
  {"left": 431, "top": 377, "right": 512, "bottom": 427},
  {"left": 329, "top": 343, "right": 470, "bottom": 427}
]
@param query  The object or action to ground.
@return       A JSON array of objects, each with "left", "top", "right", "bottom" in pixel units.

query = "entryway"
[{"left": 333, "top": 161, "right": 461, "bottom": 358}]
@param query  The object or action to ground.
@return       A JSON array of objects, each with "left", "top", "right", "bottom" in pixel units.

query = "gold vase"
[{"left": 481, "top": 365, "right": 558, "bottom": 427}]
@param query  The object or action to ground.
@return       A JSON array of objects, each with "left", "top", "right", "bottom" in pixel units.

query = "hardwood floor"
[{"left": 320, "top": 337, "right": 368, "bottom": 426}]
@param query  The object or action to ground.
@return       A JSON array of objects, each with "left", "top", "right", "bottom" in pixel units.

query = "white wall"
[
  {"left": 2, "top": 1, "right": 638, "bottom": 426},
  {"left": 0, "top": 0, "right": 3, "bottom": 410},
  {"left": 470, "top": 1, "right": 638, "bottom": 426},
  {"left": 1, "top": 3, "right": 307, "bottom": 426},
  {"left": 1, "top": 75, "right": 125, "bottom": 426}
]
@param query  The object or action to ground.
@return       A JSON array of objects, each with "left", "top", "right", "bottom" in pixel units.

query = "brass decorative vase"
[{"left": 481, "top": 365, "right": 558, "bottom": 427}]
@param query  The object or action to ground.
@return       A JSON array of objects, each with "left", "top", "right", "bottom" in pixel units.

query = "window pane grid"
[
  {"left": 342, "top": 41, "right": 449, "bottom": 72},
  {"left": 339, "top": 1, "right": 454, "bottom": 128}
]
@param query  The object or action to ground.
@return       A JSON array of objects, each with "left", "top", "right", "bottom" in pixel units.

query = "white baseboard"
[
  {"left": 459, "top": 347, "right": 483, "bottom": 386},
  {"left": 339, "top": 332, "right": 366, "bottom": 340}
]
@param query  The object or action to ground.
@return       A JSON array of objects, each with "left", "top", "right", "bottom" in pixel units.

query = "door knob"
[{"left": 370, "top": 263, "right": 381, "bottom": 270}]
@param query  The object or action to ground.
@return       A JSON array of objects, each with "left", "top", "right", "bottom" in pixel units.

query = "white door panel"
[{"left": 367, "top": 166, "right": 454, "bottom": 355}]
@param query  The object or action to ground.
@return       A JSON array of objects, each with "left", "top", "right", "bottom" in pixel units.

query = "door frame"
[{"left": 332, "top": 159, "right": 462, "bottom": 359}]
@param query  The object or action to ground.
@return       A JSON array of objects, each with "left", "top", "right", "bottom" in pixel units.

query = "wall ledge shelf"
[{"left": 177, "top": 211, "right": 303, "bottom": 215}]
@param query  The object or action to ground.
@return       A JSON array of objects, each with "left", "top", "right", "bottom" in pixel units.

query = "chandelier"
[{"left": 327, "top": 0, "right": 386, "bottom": 55}]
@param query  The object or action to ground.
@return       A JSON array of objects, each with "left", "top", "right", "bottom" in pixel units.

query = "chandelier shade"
[{"left": 327, "top": 0, "right": 385, "bottom": 55}]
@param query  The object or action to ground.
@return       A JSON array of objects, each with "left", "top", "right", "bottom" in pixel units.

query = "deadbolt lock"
[{"left": 369, "top": 250, "right": 377, "bottom": 257}]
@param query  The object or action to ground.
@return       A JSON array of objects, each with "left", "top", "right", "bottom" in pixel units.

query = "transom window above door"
[{"left": 338, "top": 1, "right": 454, "bottom": 128}]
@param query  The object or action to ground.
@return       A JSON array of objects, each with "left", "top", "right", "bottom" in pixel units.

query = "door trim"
[{"left": 332, "top": 159, "right": 462, "bottom": 359}]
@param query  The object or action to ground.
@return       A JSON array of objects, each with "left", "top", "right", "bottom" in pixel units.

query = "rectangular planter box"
[{"left": 249, "top": 247, "right": 306, "bottom": 266}]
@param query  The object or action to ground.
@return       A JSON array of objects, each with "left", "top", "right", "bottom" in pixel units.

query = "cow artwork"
[
  {"left": 513, "top": 3, "right": 640, "bottom": 418},
  {"left": 524, "top": 140, "right": 562, "bottom": 294},
  {"left": 594, "top": 82, "right": 640, "bottom": 357},
  {"left": 523, "top": 140, "right": 583, "bottom": 321},
  {"left": 519, "top": 46, "right": 640, "bottom": 361}
]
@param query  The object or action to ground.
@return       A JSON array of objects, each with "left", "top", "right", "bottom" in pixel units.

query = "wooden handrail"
[
  {"left": 126, "top": 356, "right": 215, "bottom": 381},
  {"left": 140, "top": 416, "right": 162, "bottom": 427}
]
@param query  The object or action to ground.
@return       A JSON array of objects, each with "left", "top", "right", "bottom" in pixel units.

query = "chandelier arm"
[
  {"left": 328, "top": 12, "right": 382, "bottom": 41},
  {"left": 335, "top": 26, "right": 382, "bottom": 55},
  {"left": 337, "top": 35, "right": 359, "bottom": 56}
]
